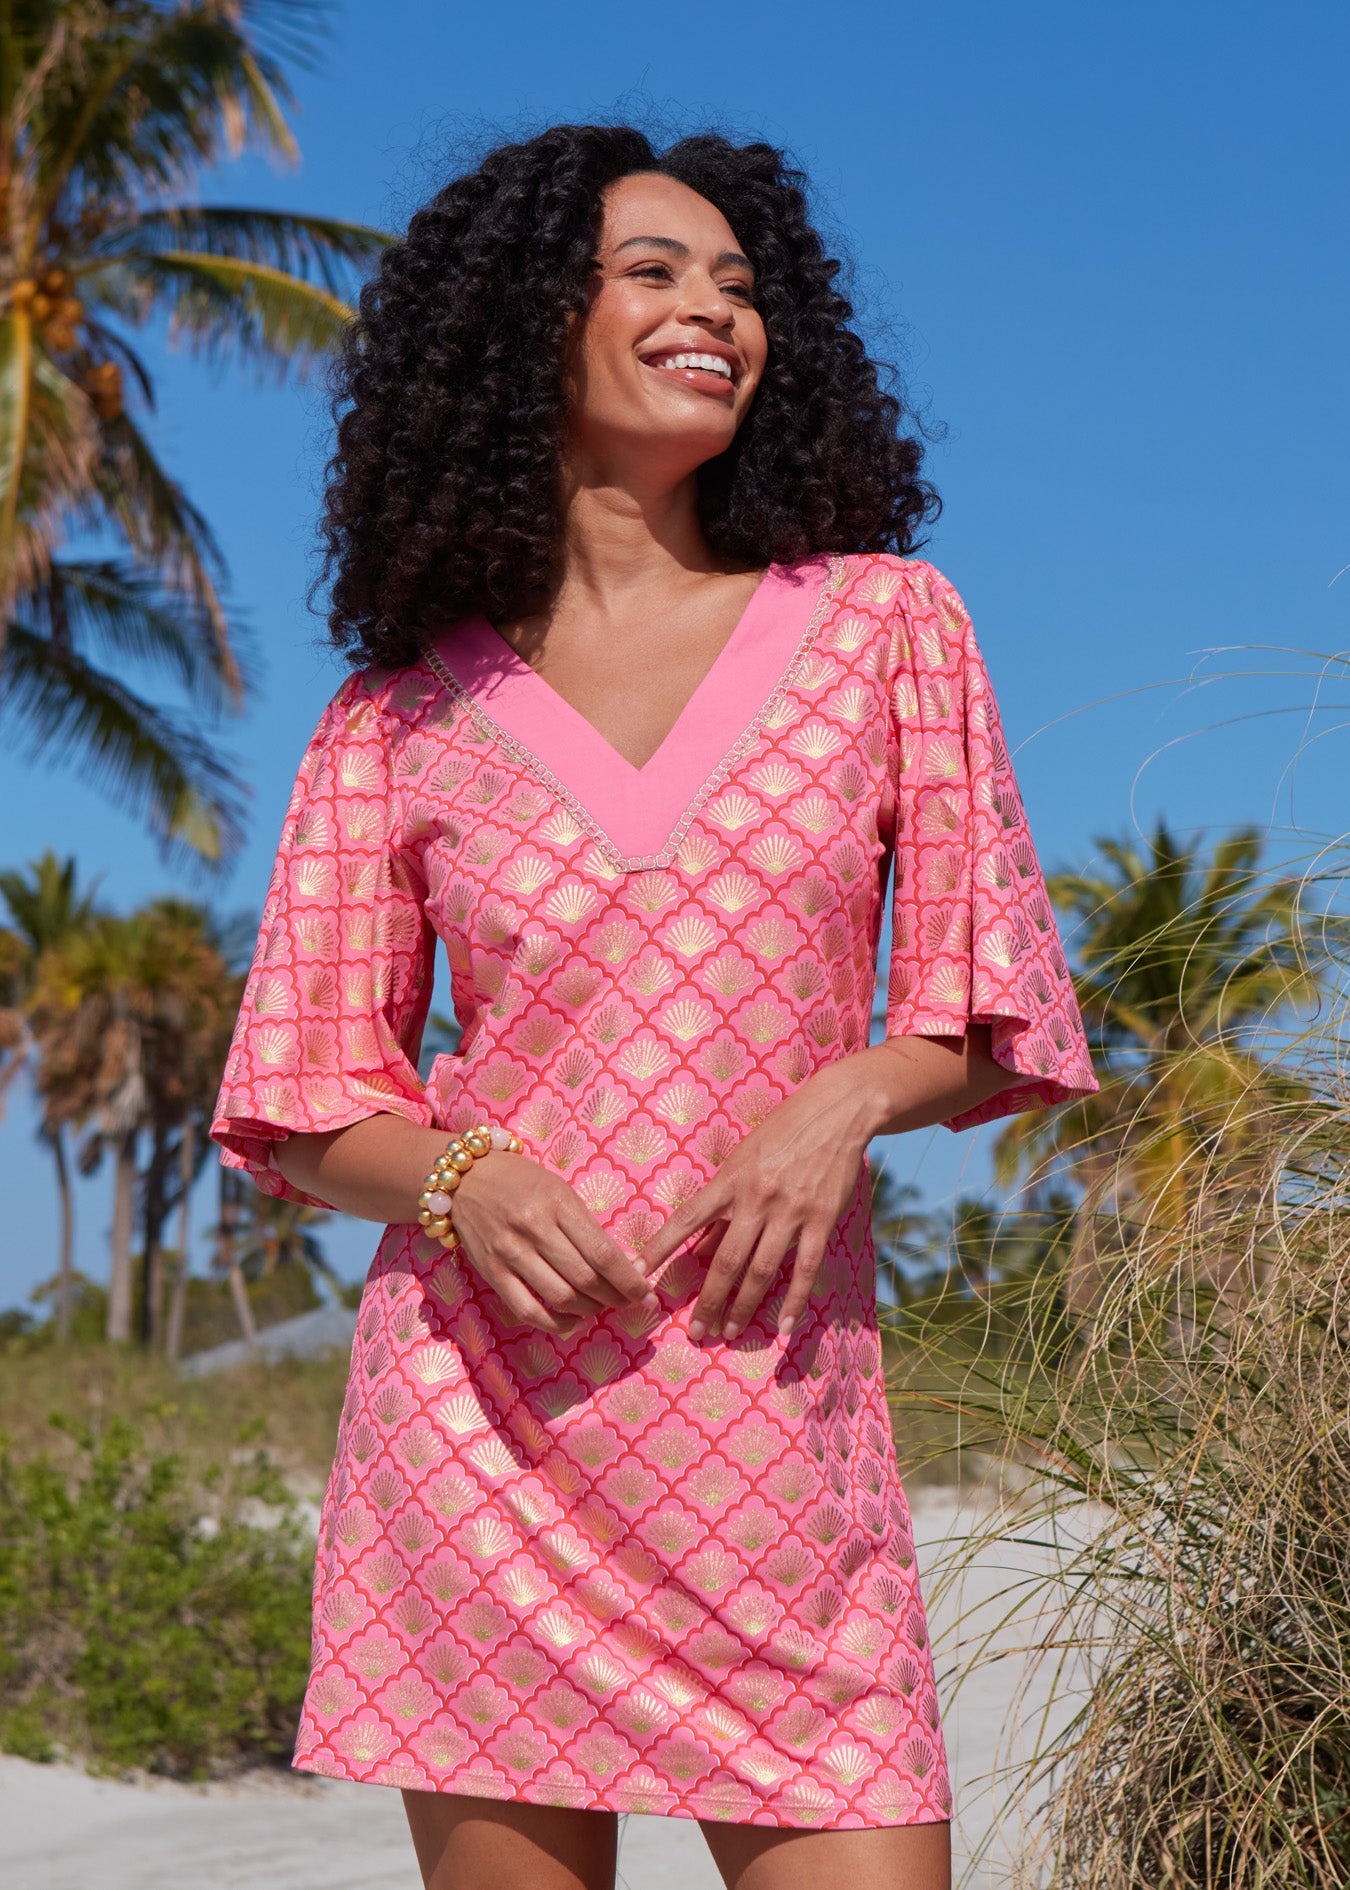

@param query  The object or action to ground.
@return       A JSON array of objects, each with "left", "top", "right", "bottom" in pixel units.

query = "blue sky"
[{"left": 3, "top": 0, "right": 1347, "bottom": 1309}]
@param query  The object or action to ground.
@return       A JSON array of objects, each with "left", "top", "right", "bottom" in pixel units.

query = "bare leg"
[
  {"left": 402, "top": 1789, "right": 619, "bottom": 1890},
  {"left": 698, "top": 1816, "right": 951, "bottom": 1890}
]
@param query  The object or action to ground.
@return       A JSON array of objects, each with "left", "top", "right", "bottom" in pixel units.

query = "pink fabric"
[
  {"left": 211, "top": 554, "right": 1096, "bottom": 1825},
  {"left": 444, "top": 559, "right": 828, "bottom": 863}
]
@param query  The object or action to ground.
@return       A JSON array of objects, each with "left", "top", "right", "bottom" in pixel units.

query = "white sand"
[{"left": 1, "top": 1487, "right": 1081, "bottom": 1890}]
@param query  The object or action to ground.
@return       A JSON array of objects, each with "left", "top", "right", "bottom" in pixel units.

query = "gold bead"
[
  {"left": 448, "top": 1147, "right": 474, "bottom": 1173},
  {"left": 507, "top": 1134, "right": 523, "bottom": 1153},
  {"left": 462, "top": 1130, "right": 491, "bottom": 1158}
]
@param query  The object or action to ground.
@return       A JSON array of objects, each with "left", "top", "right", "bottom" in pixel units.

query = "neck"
[{"left": 551, "top": 461, "right": 728, "bottom": 619}]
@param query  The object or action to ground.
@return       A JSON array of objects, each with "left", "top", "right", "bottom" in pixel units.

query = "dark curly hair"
[{"left": 320, "top": 124, "right": 941, "bottom": 669}]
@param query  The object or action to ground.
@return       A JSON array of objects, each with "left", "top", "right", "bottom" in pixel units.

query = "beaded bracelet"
[{"left": 418, "top": 1122, "right": 523, "bottom": 1250}]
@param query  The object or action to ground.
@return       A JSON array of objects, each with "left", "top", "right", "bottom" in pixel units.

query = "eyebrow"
[{"left": 612, "top": 234, "right": 755, "bottom": 272}]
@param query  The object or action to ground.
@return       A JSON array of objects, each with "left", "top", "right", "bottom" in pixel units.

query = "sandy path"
[{"left": 2, "top": 1488, "right": 1079, "bottom": 1890}]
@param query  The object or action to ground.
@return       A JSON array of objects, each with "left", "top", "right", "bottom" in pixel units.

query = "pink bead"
[
  {"left": 488, "top": 1126, "right": 514, "bottom": 1149},
  {"left": 426, "top": 1190, "right": 454, "bottom": 1215}
]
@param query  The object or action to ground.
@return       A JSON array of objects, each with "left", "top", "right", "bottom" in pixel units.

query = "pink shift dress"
[{"left": 211, "top": 554, "right": 1096, "bottom": 1828}]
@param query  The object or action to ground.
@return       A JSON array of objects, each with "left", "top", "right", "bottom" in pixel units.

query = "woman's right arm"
[{"left": 273, "top": 1114, "right": 657, "bottom": 1337}]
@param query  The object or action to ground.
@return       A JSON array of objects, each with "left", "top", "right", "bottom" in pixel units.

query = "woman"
[{"left": 212, "top": 124, "right": 1095, "bottom": 1890}]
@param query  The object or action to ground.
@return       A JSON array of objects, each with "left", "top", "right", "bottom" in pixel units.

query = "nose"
[{"left": 675, "top": 268, "right": 738, "bottom": 331}]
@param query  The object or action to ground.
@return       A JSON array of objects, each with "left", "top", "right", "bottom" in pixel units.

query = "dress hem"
[{"left": 291, "top": 1747, "right": 953, "bottom": 1831}]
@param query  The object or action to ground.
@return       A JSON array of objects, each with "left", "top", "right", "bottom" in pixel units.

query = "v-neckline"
[{"left": 425, "top": 555, "right": 842, "bottom": 870}]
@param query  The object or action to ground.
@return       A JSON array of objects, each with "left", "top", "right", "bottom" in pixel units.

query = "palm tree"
[
  {"left": 870, "top": 1167, "right": 943, "bottom": 1309},
  {"left": 995, "top": 819, "right": 1326, "bottom": 1302},
  {"left": 27, "top": 893, "right": 242, "bottom": 1343},
  {"left": 0, "top": 1, "right": 387, "bottom": 860},
  {"left": 235, "top": 1191, "right": 332, "bottom": 1283},
  {"left": 0, "top": 850, "right": 101, "bottom": 1336},
  {"left": 212, "top": 1161, "right": 256, "bottom": 1350},
  {"left": 417, "top": 1007, "right": 463, "bottom": 1081},
  {"left": 128, "top": 897, "right": 243, "bottom": 1345}
]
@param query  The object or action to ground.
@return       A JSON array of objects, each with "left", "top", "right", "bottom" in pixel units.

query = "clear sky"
[{"left": 3, "top": 0, "right": 1347, "bottom": 1310}]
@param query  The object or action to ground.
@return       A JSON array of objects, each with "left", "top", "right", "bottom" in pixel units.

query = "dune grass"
[{"left": 891, "top": 1026, "right": 1350, "bottom": 1887}]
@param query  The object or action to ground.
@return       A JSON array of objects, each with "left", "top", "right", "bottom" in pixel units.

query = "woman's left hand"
[
  {"left": 636, "top": 1028, "right": 1024, "bottom": 1344},
  {"left": 636, "top": 1058, "right": 882, "bottom": 1344}
]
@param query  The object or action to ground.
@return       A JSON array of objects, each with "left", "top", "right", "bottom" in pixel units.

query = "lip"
[{"left": 637, "top": 339, "right": 742, "bottom": 388}]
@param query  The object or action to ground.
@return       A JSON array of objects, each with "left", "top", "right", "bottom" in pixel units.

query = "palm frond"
[
  {"left": 26, "top": 344, "right": 100, "bottom": 509},
  {"left": 82, "top": 407, "right": 238, "bottom": 694},
  {"left": 230, "top": 1, "right": 333, "bottom": 73},
  {"left": 79, "top": 322, "right": 157, "bottom": 408},
  {"left": 36, "top": 4, "right": 317, "bottom": 211},
  {"left": 28, "top": 559, "right": 245, "bottom": 711},
  {"left": 94, "top": 204, "right": 388, "bottom": 291},
  {"left": 0, "top": 851, "right": 104, "bottom": 953},
  {"left": 114, "top": 253, "right": 353, "bottom": 372},
  {"left": 1, "top": 621, "right": 248, "bottom": 864},
  {"left": 225, "top": 45, "right": 299, "bottom": 162}
]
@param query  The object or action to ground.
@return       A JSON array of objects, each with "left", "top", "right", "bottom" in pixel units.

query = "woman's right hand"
[
  {"left": 270, "top": 1112, "right": 656, "bottom": 1338},
  {"left": 448, "top": 1150, "right": 658, "bottom": 1335}
]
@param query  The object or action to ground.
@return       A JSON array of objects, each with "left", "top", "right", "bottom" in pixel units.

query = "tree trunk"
[
  {"left": 139, "top": 1122, "right": 172, "bottom": 1348},
  {"left": 0, "top": 307, "right": 34, "bottom": 665},
  {"left": 165, "top": 1123, "right": 194, "bottom": 1364},
  {"left": 51, "top": 1126, "right": 75, "bottom": 1342},
  {"left": 218, "top": 1167, "right": 255, "bottom": 1349},
  {"left": 106, "top": 1129, "right": 138, "bottom": 1343}
]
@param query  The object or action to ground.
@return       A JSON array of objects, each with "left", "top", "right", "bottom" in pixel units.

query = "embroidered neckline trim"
[{"left": 422, "top": 555, "right": 848, "bottom": 872}]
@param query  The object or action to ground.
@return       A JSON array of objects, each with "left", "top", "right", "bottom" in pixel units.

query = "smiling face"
[{"left": 565, "top": 171, "right": 769, "bottom": 484}]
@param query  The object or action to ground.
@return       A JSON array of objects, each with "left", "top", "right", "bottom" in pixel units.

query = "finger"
[
  {"left": 647, "top": 1219, "right": 724, "bottom": 1305},
  {"left": 482, "top": 1265, "right": 579, "bottom": 1335},
  {"left": 686, "top": 1216, "right": 760, "bottom": 1341},
  {"left": 720, "top": 1222, "right": 799, "bottom": 1341},
  {"left": 506, "top": 1243, "right": 612, "bottom": 1320},
  {"left": 770, "top": 1229, "right": 830, "bottom": 1339},
  {"left": 690, "top": 1221, "right": 726, "bottom": 1262},
  {"left": 533, "top": 1228, "right": 639, "bottom": 1312},
  {"left": 638, "top": 1183, "right": 726, "bottom": 1276},
  {"left": 558, "top": 1203, "right": 660, "bottom": 1306},
  {"left": 495, "top": 1202, "right": 635, "bottom": 1313},
  {"left": 472, "top": 1227, "right": 604, "bottom": 1324},
  {"left": 457, "top": 1221, "right": 586, "bottom": 1332}
]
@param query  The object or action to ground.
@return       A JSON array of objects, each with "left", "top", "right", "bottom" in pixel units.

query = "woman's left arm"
[{"left": 637, "top": 1024, "right": 1031, "bottom": 1343}]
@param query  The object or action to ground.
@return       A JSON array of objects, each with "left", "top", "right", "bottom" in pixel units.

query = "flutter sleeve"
[
  {"left": 210, "top": 669, "right": 437, "bottom": 1203},
  {"left": 883, "top": 561, "right": 1098, "bottom": 1131}
]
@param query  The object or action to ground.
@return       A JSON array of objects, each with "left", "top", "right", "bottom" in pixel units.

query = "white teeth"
[{"left": 651, "top": 351, "right": 733, "bottom": 380}]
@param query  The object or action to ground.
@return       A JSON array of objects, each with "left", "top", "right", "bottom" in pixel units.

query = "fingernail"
[
  {"left": 778, "top": 1316, "right": 794, "bottom": 1339},
  {"left": 688, "top": 1318, "right": 705, "bottom": 1341},
  {"left": 723, "top": 1322, "right": 740, "bottom": 1340},
  {"left": 642, "top": 1291, "right": 659, "bottom": 1308}
]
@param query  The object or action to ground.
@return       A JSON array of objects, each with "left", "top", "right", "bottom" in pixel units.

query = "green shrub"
[{"left": 0, "top": 1415, "right": 314, "bottom": 1777}]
